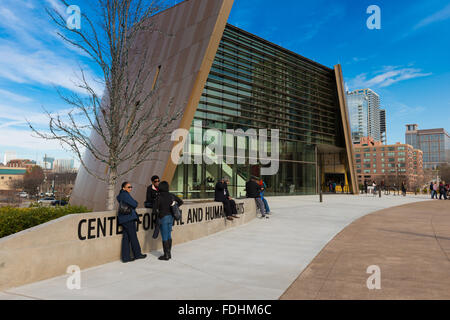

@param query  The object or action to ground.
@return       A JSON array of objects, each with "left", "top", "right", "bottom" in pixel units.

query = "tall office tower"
[
  {"left": 53, "top": 159, "right": 75, "bottom": 173},
  {"left": 379, "top": 109, "right": 386, "bottom": 144},
  {"left": 347, "top": 89, "right": 381, "bottom": 143},
  {"left": 405, "top": 124, "right": 450, "bottom": 169},
  {"left": 346, "top": 93, "right": 369, "bottom": 144}
]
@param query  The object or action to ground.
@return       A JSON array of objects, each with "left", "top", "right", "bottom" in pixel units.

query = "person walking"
[
  {"left": 430, "top": 182, "right": 434, "bottom": 199},
  {"left": 153, "top": 181, "right": 183, "bottom": 261},
  {"left": 340, "top": 181, "right": 345, "bottom": 193},
  {"left": 433, "top": 182, "right": 439, "bottom": 199},
  {"left": 246, "top": 176, "right": 268, "bottom": 219},
  {"left": 439, "top": 181, "right": 447, "bottom": 200},
  {"left": 214, "top": 177, "right": 238, "bottom": 221},
  {"left": 116, "top": 182, "right": 147, "bottom": 263},
  {"left": 401, "top": 181, "right": 406, "bottom": 197}
]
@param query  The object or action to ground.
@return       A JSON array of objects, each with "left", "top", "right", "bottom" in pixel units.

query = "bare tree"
[{"left": 29, "top": 0, "right": 182, "bottom": 210}]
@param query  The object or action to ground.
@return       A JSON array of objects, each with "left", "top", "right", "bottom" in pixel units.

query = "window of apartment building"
[
  {"left": 364, "top": 170, "right": 371, "bottom": 174},
  {"left": 398, "top": 163, "right": 406, "bottom": 168},
  {"left": 364, "top": 153, "right": 371, "bottom": 157},
  {"left": 388, "top": 147, "right": 395, "bottom": 151},
  {"left": 363, "top": 148, "right": 370, "bottom": 152},
  {"left": 398, "top": 152, "right": 406, "bottom": 156},
  {"left": 373, "top": 170, "right": 377, "bottom": 173},
  {"left": 381, "top": 164, "right": 385, "bottom": 168},
  {"left": 398, "top": 147, "right": 406, "bottom": 151},
  {"left": 381, "top": 169, "right": 385, "bottom": 173},
  {"left": 398, "top": 158, "right": 406, "bottom": 162},
  {"left": 356, "top": 159, "right": 361, "bottom": 163},
  {"left": 388, "top": 152, "right": 395, "bottom": 157},
  {"left": 364, "top": 164, "right": 371, "bottom": 168},
  {"left": 356, "top": 164, "right": 361, "bottom": 168},
  {"left": 355, "top": 154, "right": 361, "bottom": 158},
  {"left": 373, "top": 153, "right": 377, "bottom": 157},
  {"left": 389, "top": 158, "right": 395, "bottom": 162},
  {"left": 388, "top": 163, "right": 395, "bottom": 168},
  {"left": 364, "top": 159, "right": 371, "bottom": 163},
  {"left": 357, "top": 170, "right": 362, "bottom": 173}
]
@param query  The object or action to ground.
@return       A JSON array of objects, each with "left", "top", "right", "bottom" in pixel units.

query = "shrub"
[{"left": 0, "top": 205, "right": 90, "bottom": 238}]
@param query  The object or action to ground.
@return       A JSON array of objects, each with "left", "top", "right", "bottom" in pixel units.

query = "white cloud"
[
  {"left": 0, "top": 89, "right": 33, "bottom": 103},
  {"left": 414, "top": 3, "right": 450, "bottom": 30},
  {"left": 347, "top": 66, "right": 432, "bottom": 90}
]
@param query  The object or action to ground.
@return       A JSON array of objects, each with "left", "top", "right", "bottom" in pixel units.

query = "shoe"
[
  {"left": 122, "top": 258, "right": 134, "bottom": 263},
  {"left": 226, "top": 217, "right": 234, "bottom": 221},
  {"left": 232, "top": 215, "right": 240, "bottom": 218},
  {"left": 135, "top": 254, "right": 147, "bottom": 260},
  {"left": 158, "top": 241, "right": 170, "bottom": 261}
]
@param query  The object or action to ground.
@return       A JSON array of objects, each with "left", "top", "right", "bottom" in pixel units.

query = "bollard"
[
  {"left": 379, "top": 188, "right": 381, "bottom": 198},
  {"left": 320, "top": 190, "right": 323, "bottom": 203}
]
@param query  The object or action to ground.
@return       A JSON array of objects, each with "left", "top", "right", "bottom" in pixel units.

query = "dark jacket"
[
  {"left": 116, "top": 190, "right": 139, "bottom": 225},
  {"left": 154, "top": 191, "right": 183, "bottom": 219},
  {"left": 214, "top": 181, "right": 229, "bottom": 202},
  {"left": 246, "top": 180, "right": 262, "bottom": 198},
  {"left": 145, "top": 184, "right": 159, "bottom": 208}
]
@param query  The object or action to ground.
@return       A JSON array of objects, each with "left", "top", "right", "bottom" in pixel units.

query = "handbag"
[
  {"left": 118, "top": 201, "right": 132, "bottom": 215},
  {"left": 170, "top": 197, "right": 182, "bottom": 221}
]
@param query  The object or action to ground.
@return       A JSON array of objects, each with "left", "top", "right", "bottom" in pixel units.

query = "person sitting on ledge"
[
  {"left": 215, "top": 177, "right": 239, "bottom": 221},
  {"left": 246, "top": 176, "right": 268, "bottom": 219}
]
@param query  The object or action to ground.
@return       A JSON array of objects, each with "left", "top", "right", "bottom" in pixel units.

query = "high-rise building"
[
  {"left": 70, "top": 0, "right": 359, "bottom": 211},
  {"left": 405, "top": 124, "right": 450, "bottom": 169},
  {"left": 379, "top": 109, "right": 386, "bottom": 144},
  {"left": 346, "top": 93, "right": 368, "bottom": 144},
  {"left": 347, "top": 89, "right": 384, "bottom": 143},
  {"left": 53, "top": 159, "right": 75, "bottom": 173}
]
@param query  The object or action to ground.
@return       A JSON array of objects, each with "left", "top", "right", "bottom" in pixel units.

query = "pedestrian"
[
  {"left": 145, "top": 175, "right": 160, "bottom": 208},
  {"left": 401, "top": 181, "right": 406, "bottom": 197},
  {"left": 340, "top": 181, "right": 345, "bottom": 193},
  {"left": 364, "top": 180, "right": 368, "bottom": 194},
  {"left": 259, "top": 179, "right": 271, "bottom": 214},
  {"left": 153, "top": 181, "right": 183, "bottom": 261},
  {"left": 430, "top": 182, "right": 434, "bottom": 199},
  {"left": 246, "top": 176, "right": 268, "bottom": 219},
  {"left": 439, "top": 182, "right": 447, "bottom": 200},
  {"left": 214, "top": 177, "right": 239, "bottom": 221},
  {"left": 433, "top": 182, "right": 439, "bottom": 199},
  {"left": 116, "top": 182, "right": 147, "bottom": 263}
]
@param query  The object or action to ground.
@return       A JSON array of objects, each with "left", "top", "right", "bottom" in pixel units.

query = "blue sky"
[{"left": 0, "top": 0, "right": 449, "bottom": 166}]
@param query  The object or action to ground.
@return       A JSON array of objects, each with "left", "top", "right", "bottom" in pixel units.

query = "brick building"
[{"left": 354, "top": 137, "right": 424, "bottom": 190}]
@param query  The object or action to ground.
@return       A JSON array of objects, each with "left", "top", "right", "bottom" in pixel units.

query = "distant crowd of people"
[{"left": 115, "top": 175, "right": 271, "bottom": 263}]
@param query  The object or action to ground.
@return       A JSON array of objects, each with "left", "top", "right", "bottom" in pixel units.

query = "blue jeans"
[{"left": 160, "top": 214, "right": 174, "bottom": 242}]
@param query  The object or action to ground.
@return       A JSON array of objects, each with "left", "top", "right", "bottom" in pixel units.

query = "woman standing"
[
  {"left": 116, "top": 182, "right": 147, "bottom": 263},
  {"left": 153, "top": 181, "right": 183, "bottom": 261}
]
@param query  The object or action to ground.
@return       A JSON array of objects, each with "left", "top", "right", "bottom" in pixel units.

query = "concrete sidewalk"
[{"left": 0, "top": 194, "right": 430, "bottom": 300}]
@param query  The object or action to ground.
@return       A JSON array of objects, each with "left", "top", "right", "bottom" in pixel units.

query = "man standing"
[
  {"left": 246, "top": 176, "right": 268, "bottom": 219},
  {"left": 145, "top": 175, "right": 160, "bottom": 208},
  {"left": 214, "top": 177, "right": 239, "bottom": 221}
]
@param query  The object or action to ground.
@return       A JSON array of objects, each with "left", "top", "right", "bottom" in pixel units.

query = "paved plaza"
[{"left": 1, "top": 194, "right": 440, "bottom": 300}]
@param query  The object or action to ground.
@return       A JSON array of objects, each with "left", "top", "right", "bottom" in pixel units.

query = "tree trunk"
[{"left": 106, "top": 168, "right": 118, "bottom": 211}]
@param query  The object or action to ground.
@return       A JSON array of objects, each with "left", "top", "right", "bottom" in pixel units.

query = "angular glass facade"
[{"left": 170, "top": 24, "right": 347, "bottom": 199}]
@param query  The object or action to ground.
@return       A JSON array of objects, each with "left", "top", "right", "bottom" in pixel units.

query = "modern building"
[
  {"left": 347, "top": 89, "right": 385, "bottom": 144},
  {"left": 379, "top": 109, "right": 386, "bottom": 144},
  {"left": 41, "top": 156, "right": 55, "bottom": 170},
  {"left": 6, "top": 159, "right": 36, "bottom": 172},
  {"left": 70, "top": 0, "right": 358, "bottom": 211},
  {"left": 405, "top": 124, "right": 450, "bottom": 169},
  {"left": 354, "top": 137, "right": 424, "bottom": 189}
]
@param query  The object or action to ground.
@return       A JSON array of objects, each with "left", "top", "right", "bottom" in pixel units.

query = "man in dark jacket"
[
  {"left": 246, "top": 176, "right": 268, "bottom": 219},
  {"left": 145, "top": 175, "right": 160, "bottom": 208},
  {"left": 215, "top": 177, "right": 239, "bottom": 221}
]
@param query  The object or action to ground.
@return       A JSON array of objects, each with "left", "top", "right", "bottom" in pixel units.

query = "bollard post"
[
  {"left": 320, "top": 190, "right": 323, "bottom": 203},
  {"left": 379, "top": 188, "right": 381, "bottom": 198}
]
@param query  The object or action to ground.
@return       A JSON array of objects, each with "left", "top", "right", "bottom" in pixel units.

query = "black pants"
[
  {"left": 222, "top": 199, "right": 237, "bottom": 217},
  {"left": 121, "top": 220, "right": 142, "bottom": 261}
]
